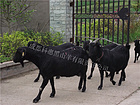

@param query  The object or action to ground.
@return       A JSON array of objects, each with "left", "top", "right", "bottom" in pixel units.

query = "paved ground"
[{"left": 0, "top": 43, "right": 140, "bottom": 105}]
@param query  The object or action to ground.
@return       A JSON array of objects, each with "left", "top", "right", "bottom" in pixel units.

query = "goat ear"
[
  {"left": 21, "top": 48, "right": 26, "bottom": 57},
  {"left": 22, "top": 52, "right": 25, "bottom": 57}
]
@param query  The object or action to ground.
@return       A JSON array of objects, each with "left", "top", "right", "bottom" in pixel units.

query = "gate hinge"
[{"left": 70, "top": 2, "right": 74, "bottom": 7}]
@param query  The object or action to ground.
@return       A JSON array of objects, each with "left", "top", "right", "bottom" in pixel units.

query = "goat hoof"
[
  {"left": 56, "top": 76, "right": 60, "bottom": 79},
  {"left": 88, "top": 76, "right": 92, "bottom": 79},
  {"left": 78, "top": 86, "right": 82, "bottom": 90},
  {"left": 112, "top": 81, "right": 116, "bottom": 85},
  {"left": 34, "top": 79, "right": 39, "bottom": 82},
  {"left": 33, "top": 97, "right": 40, "bottom": 103},
  {"left": 134, "top": 61, "right": 136, "bottom": 63},
  {"left": 50, "top": 93, "right": 55, "bottom": 98},
  {"left": 82, "top": 87, "right": 86, "bottom": 92},
  {"left": 118, "top": 83, "right": 121, "bottom": 86},
  {"left": 98, "top": 86, "right": 102, "bottom": 90},
  {"left": 123, "top": 78, "right": 125, "bottom": 81},
  {"left": 105, "top": 75, "right": 109, "bottom": 77}
]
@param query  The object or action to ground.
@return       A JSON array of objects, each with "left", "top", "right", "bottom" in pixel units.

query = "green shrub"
[
  {"left": 0, "top": 31, "right": 32, "bottom": 59},
  {"left": 0, "top": 29, "right": 64, "bottom": 63}
]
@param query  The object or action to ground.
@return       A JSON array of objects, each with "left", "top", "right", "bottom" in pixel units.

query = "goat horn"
[{"left": 93, "top": 38, "right": 101, "bottom": 43}]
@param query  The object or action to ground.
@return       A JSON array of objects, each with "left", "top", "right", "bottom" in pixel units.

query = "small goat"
[
  {"left": 134, "top": 40, "right": 140, "bottom": 63},
  {"left": 13, "top": 46, "right": 88, "bottom": 103},
  {"left": 27, "top": 41, "right": 74, "bottom": 82},
  {"left": 82, "top": 40, "right": 118, "bottom": 79},
  {"left": 89, "top": 41, "right": 130, "bottom": 90}
]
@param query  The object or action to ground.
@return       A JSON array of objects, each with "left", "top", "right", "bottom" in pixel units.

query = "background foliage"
[{"left": 0, "top": 29, "right": 64, "bottom": 63}]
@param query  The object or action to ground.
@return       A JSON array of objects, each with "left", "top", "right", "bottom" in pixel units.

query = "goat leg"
[
  {"left": 33, "top": 79, "right": 49, "bottom": 103},
  {"left": 110, "top": 72, "right": 116, "bottom": 85},
  {"left": 34, "top": 73, "right": 40, "bottom": 82},
  {"left": 82, "top": 74, "right": 87, "bottom": 92},
  {"left": 98, "top": 69, "right": 104, "bottom": 90},
  {"left": 118, "top": 69, "right": 125, "bottom": 86},
  {"left": 50, "top": 77, "right": 56, "bottom": 97},
  {"left": 134, "top": 52, "right": 137, "bottom": 63},
  {"left": 122, "top": 70, "right": 126, "bottom": 81},
  {"left": 88, "top": 63, "right": 96, "bottom": 79},
  {"left": 137, "top": 53, "right": 140, "bottom": 61},
  {"left": 78, "top": 77, "right": 83, "bottom": 90}
]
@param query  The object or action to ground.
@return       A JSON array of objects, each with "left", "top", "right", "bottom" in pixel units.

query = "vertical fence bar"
[
  {"left": 122, "top": 0, "right": 125, "bottom": 45},
  {"left": 108, "top": 0, "right": 110, "bottom": 13},
  {"left": 112, "top": 0, "right": 115, "bottom": 42},
  {"left": 103, "top": 0, "right": 105, "bottom": 45},
  {"left": 85, "top": 0, "right": 86, "bottom": 13},
  {"left": 85, "top": 19, "right": 87, "bottom": 41},
  {"left": 122, "top": 20, "right": 124, "bottom": 45},
  {"left": 94, "top": 0, "right": 96, "bottom": 38},
  {"left": 98, "top": 0, "right": 100, "bottom": 13},
  {"left": 117, "top": 19, "right": 120, "bottom": 43},
  {"left": 107, "top": 0, "right": 110, "bottom": 44},
  {"left": 85, "top": 0, "right": 87, "bottom": 40},
  {"left": 89, "top": 0, "right": 91, "bottom": 13},
  {"left": 94, "top": 18, "right": 96, "bottom": 38},
  {"left": 103, "top": 0, "right": 105, "bottom": 13},
  {"left": 76, "top": 0, "right": 78, "bottom": 42},
  {"left": 72, "top": 0, "right": 75, "bottom": 43},
  {"left": 107, "top": 19, "right": 109, "bottom": 44},
  {"left": 80, "top": 19, "right": 82, "bottom": 41},
  {"left": 89, "top": 0, "right": 91, "bottom": 39},
  {"left": 98, "top": 0, "right": 100, "bottom": 38},
  {"left": 98, "top": 19, "right": 100, "bottom": 38},
  {"left": 81, "top": 0, "right": 82, "bottom": 13},
  {"left": 127, "top": 0, "right": 130, "bottom": 44},
  {"left": 80, "top": 0, "right": 82, "bottom": 41},
  {"left": 117, "top": 0, "right": 120, "bottom": 43},
  {"left": 94, "top": 0, "right": 96, "bottom": 13}
]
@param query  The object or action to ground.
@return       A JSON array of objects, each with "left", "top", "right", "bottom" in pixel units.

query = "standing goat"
[
  {"left": 27, "top": 41, "right": 74, "bottom": 82},
  {"left": 134, "top": 40, "right": 140, "bottom": 63},
  {"left": 13, "top": 46, "right": 88, "bottom": 103},
  {"left": 89, "top": 41, "right": 130, "bottom": 90},
  {"left": 82, "top": 40, "right": 118, "bottom": 79}
]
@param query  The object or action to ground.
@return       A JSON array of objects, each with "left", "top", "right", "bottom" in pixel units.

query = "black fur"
[
  {"left": 89, "top": 42, "right": 130, "bottom": 90},
  {"left": 27, "top": 41, "right": 74, "bottom": 82},
  {"left": 134, "top": 40, "right": 140, "bottom": 63},
  {"left": 82, "top": 41, "right": 118, "bottom": 79},
  {"left": 13, "top": 46, "right": 88, "bottom": 103}
]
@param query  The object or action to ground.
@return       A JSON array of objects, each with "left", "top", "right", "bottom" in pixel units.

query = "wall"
[
  {"left": 0, "top": 0, "right": 50, "bottom": 35},
  {"left": 50, "top": 0, "right": 73, "bottom": 42},
  {"left": 0, "top": 61, "right": 37, "bottom": 79}
]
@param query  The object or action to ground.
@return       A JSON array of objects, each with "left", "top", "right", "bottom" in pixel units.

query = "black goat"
[
  {"left": 13, "top": 46, "right": 88, "bottom": 103},
  {"left": 89, "top": 42, "right": 130, "bottom": 90},
  {"left": 27, "top": 41, "right": 74, "bottom": 82},
  {"left": 134, "top": 40, "right": 140, "bottom": 63},
  {"left": 82, "top": 40, "right": 118, "bottom": 79}
]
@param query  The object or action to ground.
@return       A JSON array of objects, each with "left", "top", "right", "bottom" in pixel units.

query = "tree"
[{"left": 0, "top": 0, "right": 35, "bottom": 33}]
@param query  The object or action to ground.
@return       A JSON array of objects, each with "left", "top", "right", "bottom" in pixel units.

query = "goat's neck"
[{"left": 24, "top": 48, "right": 43, "bottom": 68}]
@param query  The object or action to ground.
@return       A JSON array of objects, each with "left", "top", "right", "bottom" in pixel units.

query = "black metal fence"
[{"left": 71, "top": 0, "right": 140, "bottom": 45}]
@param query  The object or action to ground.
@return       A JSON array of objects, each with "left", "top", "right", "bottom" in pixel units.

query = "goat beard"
[{"left": 20, "top": 60, "right": 24, "bottom": 67}]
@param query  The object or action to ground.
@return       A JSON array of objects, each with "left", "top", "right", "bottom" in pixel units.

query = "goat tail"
[{"left": 125, "top": 43, "right": 131, "bottom": 49}]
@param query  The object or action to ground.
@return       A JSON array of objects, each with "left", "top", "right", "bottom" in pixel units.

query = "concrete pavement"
[{"left": 0, "top": 43, "right": 140, "bottom": 105}]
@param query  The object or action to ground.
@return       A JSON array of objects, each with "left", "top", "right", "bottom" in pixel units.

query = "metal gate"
[{"left": 71, "top": 0, "right": 131, "bottom": 45}]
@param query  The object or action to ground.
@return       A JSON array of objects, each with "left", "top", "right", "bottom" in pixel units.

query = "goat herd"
[{"left": 13, "top": 39, "right": 140, "bottom": 103}]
